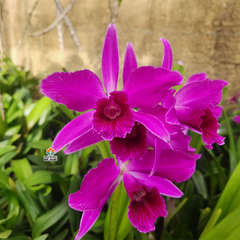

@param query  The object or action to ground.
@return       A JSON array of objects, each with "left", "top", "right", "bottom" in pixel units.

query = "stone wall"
[{"left": 1, "top": 0, "right": 240, "bottom": 98}]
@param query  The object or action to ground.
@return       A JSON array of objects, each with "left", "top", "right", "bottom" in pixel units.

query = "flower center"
[
  {"left": 103, "top": 100, "right": 122, "bottom": 120},
  {"left": 133, "top": 188, "right": 147, "bottom": 202},
  {"left": 125, "top": 125, "right": 137, "bottom": 139}
]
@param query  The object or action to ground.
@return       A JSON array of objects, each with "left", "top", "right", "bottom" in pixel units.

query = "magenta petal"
[
  {"left": 110, "top": 123, "right": 148, "bottom": 161},
  {"left": 75, "top": 210, "right": 101, "bottom": 240},
  {"left": 128, "top": 186, "right": 167, "bottom": 233},
  {"left": 64, "top": 129, "right": 103, "bottom": 155},
  {"left": 93, "top": 91, "right": 134, "bottom": 140},
  {"left": 186, "top": 72, "right": 206, "bottom": 84},
  {"left": 160, "top": 38, "right": 172, "bottom": 71},
  {"left": 175, "top": 106, "right": 204, "bottom": 133},
  {"left": 41, "top": 70, "right": 106, "bottom": 112},
  {"left": 102, "top": 23, "right": 119, "bottom": 95},
  {"left": 175, "top": 79, "right": 228, "bottom": 108},
  {"left": 133, "top": 111, "right": 170, "bottom": 142},
  {"left": 130, "top": 171, "right": 183, "bottom": 197},
  {"left": 68, "top": 158, "right": 121, "bottom": 211},
  {"left": 201, "top": 108, "right": 225, "bottom": 149},
  {"left": 233, "top": 115, "right": 240, "bottom": 124},
  {"left": 52, "top": 111, "right": 94, "bottom": 153},
  {"left": 143, "top": 105, "right": 180, "bottom": 135},
  {"left": 128, "top": 149, "right": 196, "bottom": 183},
  {"left": 123, "top": 173, "right": 167, "bottom": 233},
  {"left": 124, "top": 66, "right": 183, "bottom": 109},
  {"left": 123, "top": 42, "right": 138, "bottom": 86}
]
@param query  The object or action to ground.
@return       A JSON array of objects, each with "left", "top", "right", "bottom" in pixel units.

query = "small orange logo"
[{"left": 46, "top": 147, "right": 55, "bottom": 156}]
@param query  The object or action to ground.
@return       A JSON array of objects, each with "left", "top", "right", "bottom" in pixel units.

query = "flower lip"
[
  {"left": 103, "top": 99, "right": 122, "bottom": 119},
  {"left": 125, "top": 125, "right": 138, "bottom": 139},
  {"left": 132, "top": 188, "right": 147, "bottom": 202}
]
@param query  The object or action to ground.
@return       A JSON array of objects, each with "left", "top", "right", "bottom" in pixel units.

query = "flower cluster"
[{"left": 41, "top": 24, "right": 227, "bottom": 239}]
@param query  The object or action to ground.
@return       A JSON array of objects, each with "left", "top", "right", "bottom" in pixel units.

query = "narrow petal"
[
  {"left": 175, "top": 106, "right": 204, "bottom": 133},
  {"left": 175, "top": 79, "right": 228, "bottom": 108},
  {"left": 102, "top": 23, "right": 119, "bottom": 95},
  {"left": 68, "top": 158, "right": 121, "bottom": 211},
  {"left": 93, "top": 91, "right": 134, "bottom": 140},
  {"left": 110, "top": 123, "right": 148, "bottom": 161},
  {"left": 129, "top": 171, "right": 183, "bottom": 198},
  {"left": 64, "top": 129, "right": 103, "bottom": 155},
  {"left": 201, "top": 108, "right": 225, "bottom": 149},
  {"left": 133, "top": 111, "right": 170, "bottom": 142},
  {"left": 52, "top": 111, "right": 94, "bottom": 153},
  {"left": 41, "top": 70, "right": 106, "bottom": 112},
  {"left": 160, "top": 38, "right": 172, "bottom": 71},
  {"left": 75, "top": 210, "right": 101, "bottom": 240},
  {"left": 123, "top": 42, "right": 138, "bottom": 86},
  {"left": 186, "top": 72, "right": 206, "bottom": 84},
  {"left": 123, "top": 66, "right": 183, "bottom": 109},
  {"left": 128, "top": 149, "right": 197, "bottom": 183},
  {"left": 233, "top": 115, "right": 240, "bottom": 124},
  {"left": 149, "top": 137, "right": 163, "bottom": 177}
]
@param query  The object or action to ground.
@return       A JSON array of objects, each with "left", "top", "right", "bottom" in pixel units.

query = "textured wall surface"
[{"left": 1, "top": 0, "right": 240, "bottom": 98}]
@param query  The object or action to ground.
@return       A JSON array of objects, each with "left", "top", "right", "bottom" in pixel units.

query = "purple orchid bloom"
[
  {"left": 41, "top": 24, "right": 182, "bottom": 154},
  {"left": 151, "top": 39, "right": 228, "bottom": 150},
  {"left": 69, "top": 148, "right": 196, "bottom": 239}
]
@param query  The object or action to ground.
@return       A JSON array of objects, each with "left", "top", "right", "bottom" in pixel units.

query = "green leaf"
[
  {"left": 28, "top": 140, "right": 52, "bottom": 150},
  {"left": 0, "top": 171, "right": 11, "bottom": 189},
  {"left": 64, "top": 153, "right": 79, "bottom": 175},
  {"left": 51, "top": 229, "right": 69, "bottom": 240},
  {"left": 23, "top": 171, "right": 60, "bottom": 187},
  {"left": 104, "top": 183, "right": 122, "bottom": 240},
  {"left": 165, "top": 197, "right": 188, "bottom": 228},
  {"left": 32, "top": 198, "right": 68, "bottom": 238},
  {"left": 68, "top": 175, "right": 81, "bottom": 233},
  {"left": 12, "top": 158, "right": 32, "bottom": 182},
  {"left": 200, "top": 206, "right": 240, "bottom": 240},
  {"left": 0, "top": 211, "right": 15, "bottom": 224},
  {"left": 161, "top": 230, "right": 173, "bottom": 240},
  {"left": 198, "top": 207, "right": 212, "bottom": 235},
  {"left": 0, "top": 145, "right": 16, "bottom": 156},
  {"left": 223, "top": 110, "right": 237, "bottom": 175},
  {"left": 116, "top": 183, "right": 132, "bottom": 240},
  {"left": 97, "top": 141, "right": 114, "bottom": 159},
  {"left": 33, "top": 234, "right": 49, "bottom": 240},
  {"left": 15, "top": 181, "right": 42, "bottom": 222},
  {"left": 0, "top": 229, "right": 12, "bottom": 239},
  {"left": 211, "top": 161, "right": 240, "bottom": 225},
  {"left": 58, "top": 104, "right": 75, "bottom": 120},
  {"left": 26, "top": 97, "right": 52, "bottom": 130},
  {"left": 192, "top": 170, "right": 208, "bottom": 199},
  {"left": 0, "top": 150, "right": 18, "bottom": 167}
]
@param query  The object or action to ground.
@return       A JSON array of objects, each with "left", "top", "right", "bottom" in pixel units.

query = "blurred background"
[{"left": 1, "top": 0, "right": 240, "bottom": 96}]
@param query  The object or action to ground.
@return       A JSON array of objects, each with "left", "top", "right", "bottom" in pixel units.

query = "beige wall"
[{"left": 2, "top": 0, "right": 240, "bottom": 98}]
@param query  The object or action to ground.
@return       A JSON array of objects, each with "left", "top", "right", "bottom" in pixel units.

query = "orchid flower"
[
  {"left": 151, "top": 39, "right": 228, "bottom": 150},
  {"left": 41, "top": 24, "right": 183, "bottom": 154},
  {"left": 69, "top": 148, "right": 196, "bottom": 239}
]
